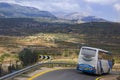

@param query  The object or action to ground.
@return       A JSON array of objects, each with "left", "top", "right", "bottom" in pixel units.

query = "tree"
[{"left": 19, "top": 48, "right": 39, "bottom": 66}]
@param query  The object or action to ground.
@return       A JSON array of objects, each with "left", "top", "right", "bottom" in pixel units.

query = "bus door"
[
  {"left": 98, "top": 51, "right": 111, "bottom": 73},
  {"left": 100, "top": 60, "right": 109, "bottom": 73}
]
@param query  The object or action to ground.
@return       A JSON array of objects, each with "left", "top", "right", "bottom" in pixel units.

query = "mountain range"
[
  {"left": 0, "top": 2, "right": 56, "bottom": 19},
  {"left": 63, "top": 12, "right": 107, "bottom": 23},
  {"left": 0, "top": 2, "right": 107, "bottom": 23}
]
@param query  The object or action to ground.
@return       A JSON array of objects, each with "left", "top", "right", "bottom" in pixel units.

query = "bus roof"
[{"left": 81, "top": 46, "right": 112, "bottom": 54}]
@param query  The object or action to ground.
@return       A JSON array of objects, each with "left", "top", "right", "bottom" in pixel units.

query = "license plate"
[{"left": 85, "top": 68, "right": 89, "bottom": 70}]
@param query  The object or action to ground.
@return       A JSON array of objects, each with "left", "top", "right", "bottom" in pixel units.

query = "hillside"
[
  {"left": 0, "top": 18, "right": 119, "bottom": 36},
  {"left": 0, "top": 2, "right": 56, "bottom": 18},
  {"left": 0, "top": 18, "right": 120, "bottom": 54}
]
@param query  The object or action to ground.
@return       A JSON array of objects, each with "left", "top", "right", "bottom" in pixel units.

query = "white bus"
[{"left": 76, "top": 46, "right": 114, "bottom": 75}]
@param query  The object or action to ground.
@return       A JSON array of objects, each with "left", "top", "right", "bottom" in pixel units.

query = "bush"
[{"left": 19, "top": 48, "right": 39, "bottom": 66}]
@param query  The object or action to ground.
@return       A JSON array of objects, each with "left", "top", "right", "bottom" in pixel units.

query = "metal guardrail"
[{"left": 0, "top": 62, "right": 76, "bottom": 80}]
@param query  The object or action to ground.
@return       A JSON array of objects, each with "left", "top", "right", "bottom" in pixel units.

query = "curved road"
[{"left": 33, "top": 69, "right": 98, "bottom": 80}]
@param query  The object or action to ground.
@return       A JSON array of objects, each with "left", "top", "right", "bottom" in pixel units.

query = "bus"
[{"left": 76, "top": 46, "right": 114, "bottom": 75}]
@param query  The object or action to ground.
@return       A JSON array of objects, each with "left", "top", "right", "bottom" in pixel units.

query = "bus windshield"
[{"left": 81, "top": 48, "right": 96, "bottom": 57}]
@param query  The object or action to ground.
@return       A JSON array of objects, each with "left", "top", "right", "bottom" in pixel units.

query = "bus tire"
[
  {"left": 99, "top": 71, "right": 102, "bottom": 75},
  {"left": 107, "top": 68, "right": 111, "bottom": 74},
  {"left": 99, "top": 68, "right": 103, "bottom": 75}
]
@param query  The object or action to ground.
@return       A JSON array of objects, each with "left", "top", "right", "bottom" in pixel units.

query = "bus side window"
[
  {"left": 98, "top": 51, "right": 112, "bottom": 60},
  {"left": 98, "top": 54, "right": 102, "bottom": 59},
  {"left": 98, "top": 51, "right": 104, "bottom": 60}
]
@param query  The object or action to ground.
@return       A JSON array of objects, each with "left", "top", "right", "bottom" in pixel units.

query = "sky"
[{"left": 0, "top": 0, "right": 120, "bottom": 22}]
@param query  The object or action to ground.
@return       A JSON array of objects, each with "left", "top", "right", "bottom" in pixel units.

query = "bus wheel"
[
  {"left": 107, "top": 68, "right": 111, "bottom": 74},
  {"left": 99, "top": 71, "right": 102, "bottom": 75},
  {"left": 97, "top": 71, "right": 101, "bottom": 75},
  {"left": 99, "top": 69, "right": 102, "bottom": 75}
]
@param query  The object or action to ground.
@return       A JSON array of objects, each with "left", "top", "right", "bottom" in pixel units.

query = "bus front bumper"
[{"left": 76, "top": 64, "right": 96, "bottom": 74}]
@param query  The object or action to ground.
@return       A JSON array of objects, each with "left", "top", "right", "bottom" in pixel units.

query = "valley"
[{"left": 0, "top": 2, "right": 120, "bottom": 77}]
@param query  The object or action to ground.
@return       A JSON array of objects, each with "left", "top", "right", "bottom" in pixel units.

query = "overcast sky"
[{"left": 0, "top": 0, "right": 120, "bottom": 22}]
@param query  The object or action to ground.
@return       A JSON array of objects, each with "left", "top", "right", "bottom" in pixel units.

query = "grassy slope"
[{"left": 0, "top": 18, "right": 120, "bottom": 55}]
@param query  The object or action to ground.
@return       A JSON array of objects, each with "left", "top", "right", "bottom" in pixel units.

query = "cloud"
[
  {"left": 84, "top": 0, "right": 118, "bottom": 5},
  {"left": 0, "top": 0, "right": 22, "bottom": 5},
  {"left": 0, "top": 0, "right": 12, "bottom": 2},
  {"left": 0, "top": 0, "right": 16, "bottom": 3},
  {"left": 114, "top": 3, "right": 120, "bottom": 12}
]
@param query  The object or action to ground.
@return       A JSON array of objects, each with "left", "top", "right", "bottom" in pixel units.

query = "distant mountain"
[
  {"left": 0, "top": 2, "right": 56, "bottom": 18},
  {"left": 63, "top": 12, "right": 107, "bottom": 23}
]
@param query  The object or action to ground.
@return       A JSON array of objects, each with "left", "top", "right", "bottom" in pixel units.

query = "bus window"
[
  {"left": 81, "top": 48, "right": 96, "bottom": 61},
  {"left": 98, "top": 51, "right": 112, "bottom": 60},
  {"left": 81, "top": 48, "right": 96, "bottom": 57}
]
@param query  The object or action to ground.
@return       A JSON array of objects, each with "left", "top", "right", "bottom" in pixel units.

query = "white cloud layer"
[
  {"left": 114, "top": 3, "right": 120, "bottom": 12},
  {"left": 84, "top": 0, "right": 118, "bottom": 5},
  {"left": 0, "top": 0, "right": 16, "bottom": 3}
]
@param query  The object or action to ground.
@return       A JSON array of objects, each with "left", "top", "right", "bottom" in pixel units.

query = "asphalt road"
[{"left": 33, "top": 69, "right": 98, "bottom": 80}]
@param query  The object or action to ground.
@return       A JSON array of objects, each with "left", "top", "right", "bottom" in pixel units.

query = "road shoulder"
[
  {"left": 28, "top": 68, "right": 64, "bottom": 80},
  {"left": 98, "top": 75, "right": 120, "bottom": 80}
]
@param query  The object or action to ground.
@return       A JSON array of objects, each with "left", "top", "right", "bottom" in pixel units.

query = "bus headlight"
[
  {"left": 89, "top": 67, "right": 93, "bottom": 70},
  {"left": 90, "top": 67, "right": 95, "bottom": 70}
]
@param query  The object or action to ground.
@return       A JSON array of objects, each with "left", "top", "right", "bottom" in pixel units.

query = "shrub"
[{"left": 19, "top": 48, "right": 39, "bottom": 66}]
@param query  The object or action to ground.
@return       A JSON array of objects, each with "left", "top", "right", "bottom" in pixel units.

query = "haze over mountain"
[
  {"left": 0, "top": 2, "right": 56, "bottom": 18},
  {"left": 62, "top": 12, "right": 107, "bottom": 22}
]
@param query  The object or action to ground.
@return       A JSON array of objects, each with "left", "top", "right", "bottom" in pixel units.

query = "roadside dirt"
[{"left": 100, "top": 75, "right": 120, "bottom": 80}]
